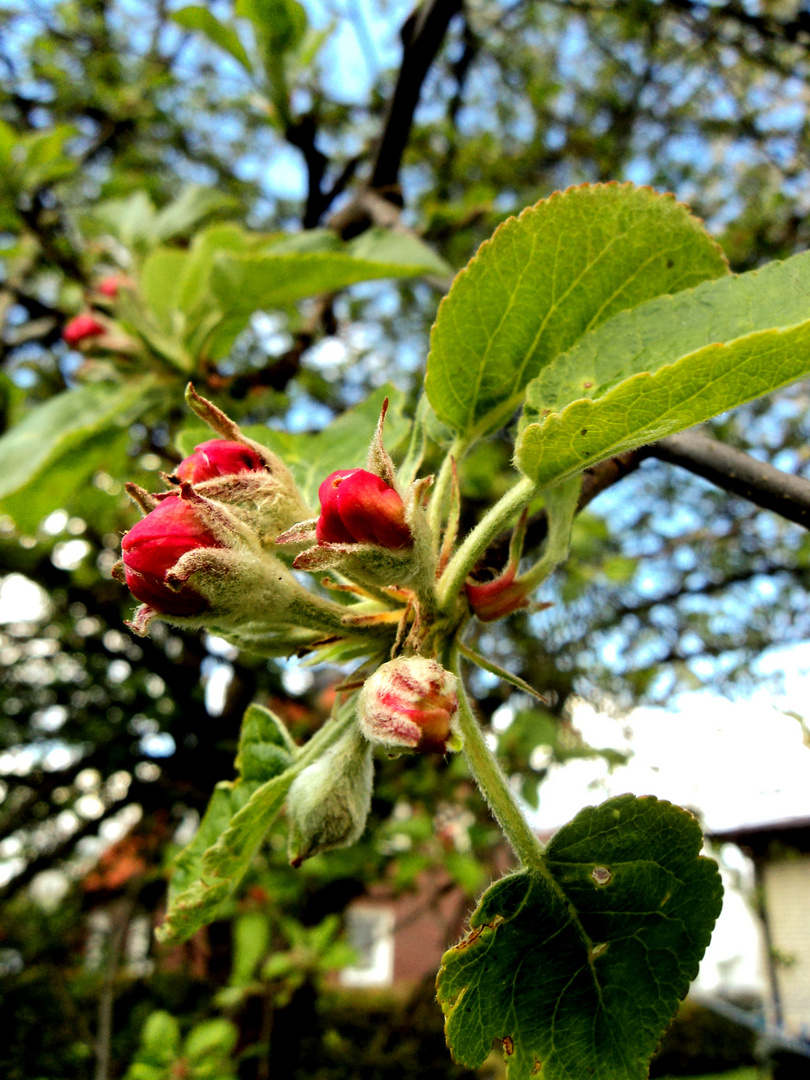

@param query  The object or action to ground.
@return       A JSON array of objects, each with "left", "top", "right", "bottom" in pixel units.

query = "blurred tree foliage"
[{"left": 2, "top": 0, "right": 810, "bottom": 1076}]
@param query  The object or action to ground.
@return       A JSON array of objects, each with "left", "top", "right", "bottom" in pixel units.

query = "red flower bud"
[
  {"left": 465, "top": 564, "right": 531, "bottom": 623},
  {"left": 175, "top": 439, "right": 266, "bottom": 484},
  {"left": 316, "top": 469, "right": 411, "bottom": 549},
  {"left": 63, "top": 313, "right": 106, "bottom": 346},
  {"left": 357, "top": 657, "right": 460, "bottom": 754},
  {"left": 97, "top": 275, "right": 125, "bottom": 298},
  {"left": 121, "top": 497, "right": 223, "bottom": 615}
]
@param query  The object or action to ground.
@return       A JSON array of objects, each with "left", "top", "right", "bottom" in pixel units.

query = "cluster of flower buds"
[
  {"left": 114, "top": 387, "right": 342, "bottom": 638},
  {"left": 113, "top": 387, "right": 477, "bottom": 869},
  {"left": 62, "top": 272, "right": 135, "bottom": 352}
]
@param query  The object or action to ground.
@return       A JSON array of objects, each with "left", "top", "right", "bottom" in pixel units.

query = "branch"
[
  {"left": 369, "top": 0, "right": 463, "bottom": 193},
  {"left": 649, "top": 430, "right": 810, "bottom": 530}
]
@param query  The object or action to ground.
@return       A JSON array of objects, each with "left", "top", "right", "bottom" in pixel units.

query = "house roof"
[{"left": 709, "top": 816, "right": 810, "bottom": 857}]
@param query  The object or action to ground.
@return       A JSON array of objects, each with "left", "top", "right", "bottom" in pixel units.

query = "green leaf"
[
  {"left": 136, "top": 1011, "right": 181, "bottom": 1065},
  {"left": 158, "top": 771, "right": 294, "bottom": 945},
  {"left": 236, "top": 0, "right": 307, "bottom": 59},
  {"left": 209, "top": 244, "right": 450, "bottom": 318},
  {"left": 347, "top": 227, "right": 452, "bottom": 279},
  {"left": 140, "top": 249, "right": 189, "bottom": 334},
  {"left": 158, "top": 702, "right": 294, "bottom": 945},
  {"left": 0, "top": 379, "right": 154, "bottom": 524},
  {"left": 172, "top": 6, "right": 253, "bottom": 73},
  {"left": 183, "top": 1019, "right": 239, "bottom": 1063},
  {"left": 437, "top": 795, "right": 722, "bottom": 1080},
  {"left": 151, "top": 185, "right": 240, "bottom": 245},
  {"left": 516, "top": 249, "right": 810, "bottom": 487},
  {"left": 88, "top": 191, "right": 157, "bottom": 249},
  {"left": 425, "top": 183, "right": 728, "bottom": 442}
]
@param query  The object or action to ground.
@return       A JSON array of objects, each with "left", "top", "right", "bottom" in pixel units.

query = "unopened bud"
[
  {"left": 316, "top": 469, "right": 411, "bottom": 549},
  {"left": 96, "top": 274, "right": 132, "bottom": 298},
  {"left": 120, "top": 496, "right": 221, "bottom": 615},
  {"left": 357, "top": 657, "right": 460, "bottom": 754},
  {"left": 63, "top": 312, "right": 106, "bottom": 346},
  {"left": 465, "top": 565, "right": 531, "bottom": 622},
  {"left": 287, "top": 729, "right": 373, "bottom": 866},
  {"left": 175, "top": 439, "right": 267, "bottom": 484}
]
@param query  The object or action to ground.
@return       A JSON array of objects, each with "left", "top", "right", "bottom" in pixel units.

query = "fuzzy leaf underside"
[
  {"left": 158, "top": 704, "right": 294, "bottom": 944},
  {"left": 437, "top": 795, "right": 722, "bottom": 1080},
  {"left": 516, "top": 251, "right": 810, "bottom": 486},
  {"left": 425, "top": 184, "right": 728, "bottom": 441},
  {"left": 520, "top": 249, "right": 810, "bottom": 417}
]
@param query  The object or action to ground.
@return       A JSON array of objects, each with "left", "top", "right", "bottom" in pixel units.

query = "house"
[{"left": 710, "top": 816, "right": 810, "bottom": 1043}]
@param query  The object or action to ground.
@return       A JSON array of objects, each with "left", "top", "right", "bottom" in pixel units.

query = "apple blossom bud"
[
  {"left": 465, "top": 566, "right": 530, "bottom": 622},
  {"left": 97, "top": 275, "right": 127, "bottom": 298},
  {"left": 287, "top": 729, "right": 373, "bottom": 866},
  {"left": 121, "top": 496, "right": 222, "bottom": 615},
  {"left": 175, "top": 439, "right": 266, "bottom": 484},
  {"left": 316, "top": 469, "right": 411, "bottom": 549},
  {"left": 63, "top": 313, "right": 106, "bottom": 346},
  {"left": 357, "top": 657, "right": 460, "bottom": 754}
]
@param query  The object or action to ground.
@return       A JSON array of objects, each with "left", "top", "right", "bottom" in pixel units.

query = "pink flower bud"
[
  {"left": 175, "top": 439, "right": 267, "bottom": 484},
  {"left": 63, "top": 313, "right": 106, "bottom": 346},
  {"left": 97, "top": 275, "right": 125, "bottom": 298},
  {"left": 121, "top": 497, "right": 223, "bottom": 615},
  {"left": 316, "top": 469, "right": 411, "bottom": 549},
  {"left": 465, "top": 564, "right": 530, "bottom": 623},
  {"left": 357, "top": 657, "right": 460, "bottom": 754}
]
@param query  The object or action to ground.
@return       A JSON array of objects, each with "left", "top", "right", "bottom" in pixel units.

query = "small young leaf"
[
  {"left": 516, "top": 250, "right": 810, "bottom": 487},
  {"left": 425, "top": 183, "right": 728, "bottom": 442},
  {"left": 437, "top": 795, "right": 722, "bottom": 1080},
  {"left": 158, "top": 703, "right": 295, "bottom": 944}
]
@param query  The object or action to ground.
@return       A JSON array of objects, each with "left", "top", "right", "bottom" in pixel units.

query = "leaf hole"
[
  {"left": 502, "top": 1035, "right": 514, "bottom": 1056},
  {"left": 591, "top": 865, "right": 612, "bottom": 886}
]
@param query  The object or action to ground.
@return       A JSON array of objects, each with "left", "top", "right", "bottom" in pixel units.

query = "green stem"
[
  {"left": 294, "top": 698, "right": 358, "bottom": 770},
  {"left": 437, "top": 474, "right": 538, "bottom": 612},
  {"left": 427, "top": 437, "right": 466, "bottom": 541},
  {"left": 513, "top": 475, "right": 581, "bottom": 592},
  {"left": 451, "top": 646, "right": 545, "bottom": 870}
]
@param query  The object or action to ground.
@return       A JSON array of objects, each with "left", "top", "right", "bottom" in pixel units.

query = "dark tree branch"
[
  {"left": 649, "top": 430, "right": 810, "bottom": 529},
  {"left": 370, "top": 0, "right": 463, "bottom": 193}
]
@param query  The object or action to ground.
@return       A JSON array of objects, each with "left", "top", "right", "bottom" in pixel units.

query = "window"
[{"left": 340, "top": 906, "right": 395, "bottom": 987}]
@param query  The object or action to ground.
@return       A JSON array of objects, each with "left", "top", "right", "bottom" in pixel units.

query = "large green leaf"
[
  {"left": 158, "top": 704, "right": 294, "bottom": 945},
  {"left": 437, "top": 795, "right": 722, "bottom": 1080},
  {"left": 516, "top": 249, "right": 810, "bottom": 487},
  {"left": 425, "top": 184, "right": 728, "bottom": 442},
  {"left": 209, "top": 244, "right": 450, "bottom": 317},
  {"left": 0, "top": 379, "right": 155, "bottom": 524}
]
